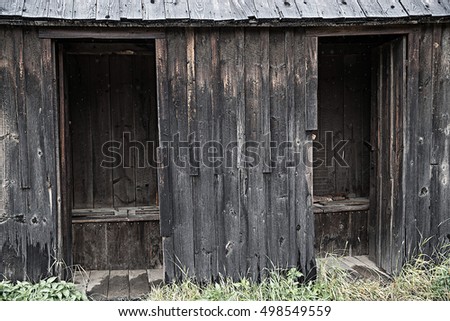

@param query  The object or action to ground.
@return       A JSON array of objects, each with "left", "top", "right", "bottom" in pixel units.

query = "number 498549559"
[{"left": 259, "top": 305, "right": 331, "bottom": 317}]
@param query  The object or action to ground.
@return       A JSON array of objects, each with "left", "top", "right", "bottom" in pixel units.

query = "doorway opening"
[
  {"left": 313, "top": 35, "right": 406, "bottom": 274},
  {"left": 59, "top": 41, "right": 162, "bottom": 271}
]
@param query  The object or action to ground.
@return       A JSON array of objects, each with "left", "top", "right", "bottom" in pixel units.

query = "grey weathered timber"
[
  {"left": 305, "top": 36, "right": 318, "bottom": 131},
  {"left": 96, "top": 0, "right": 120, "bottom": 21},
  {"left": 0, "top": 28, "right": 58, "bottom": 282},
  {"left": 154, "top": 28, "right": 316, "bottom": 282},
  {"left": 46, "top": 0, "right": 74, "bottom": 19},
  {"left": 120, "top": 0, "right": 142, "bottom": 20},
  {"left": 430, "top": 24, "right": 450, "bottom": 250},
  {"left": 165, "top": 0, "right": 190, "bottom": 19},
  {"left": 72, "top": 0, "right": 97, "bottom": 19},
  {"left": 142, "top": 0, "right": 166, "bottom": 21},
  {"left": 22, "top": 0, "right": 47, "bottom": 17},
  {"left": 0, "top": 0, "right": 25, "bottom": 16},
  {"left": 107, "top": 270, "right": 129, "bottom": 300},
  {"left": 337, "top": 0, "right": 366, "bottom": 18},
  {"left": 129, "top": 270, "right": 150, "bottom": 300},
  {"left": 2, "top": 0, "right": 450, "bottom": 21},
  {"left": 399, "top": 0, "right": 431, "bottom": 16}
]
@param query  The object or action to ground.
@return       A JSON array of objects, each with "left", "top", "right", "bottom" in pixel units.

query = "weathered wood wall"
[
  {"left": 0, "top": 27, "right": 58, "bottom": 281},
  {"left": 0, "top": 24, "right": 450, "bottom": 282},
  {"left": 315, "top": 210, "right": 368, "bottom": 257},
  {"left": 72, "top": 220, "right": 162, "bottom": 270},
  {"left": 157, "top": 28, "right": 317, "bottom": 282},
  {"left": 404, "top": 24, "right": 450, "bottom": 259}
]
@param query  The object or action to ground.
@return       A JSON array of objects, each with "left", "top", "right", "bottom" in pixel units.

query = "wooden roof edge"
[{"left": 1, "top": 15, "right": 450, "bottom": 29}]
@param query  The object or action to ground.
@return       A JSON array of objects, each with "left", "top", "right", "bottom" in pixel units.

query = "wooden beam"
[{"left": 38, "top": 28, "right": 165, "bottom": 39}]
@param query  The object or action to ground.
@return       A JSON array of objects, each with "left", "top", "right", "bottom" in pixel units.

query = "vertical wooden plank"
[
  {"left": 210, "top": 29, "right": 224, "bottom": 278},
  {"left": 90, "top": 55, "right": 113, "bottom": 208},
  {"left": 59, "top": 44, "right": 77, "bottom": 274},
  {"left": 14, "top": 29, "right": 29, "bottom": 190},
  {"left": 169, "top": 29, "right": 195, "bottom": 280},
  {"left": 24, "top": 30, "right": 58, "bottom": 280},
  {"left": 142, "top": 0, "right": 166, "bottom": 20},
  {"left": 107, "top": 222, "right": 130, "bottom": 269},
  {"left": 368, "top": 47, "right": 379, "bottom": 262},
  {"left": 0, "top": 28, "right": 26, "bottom": 281},
  {"left": 129, "top": 270, "right": 150, "bottom": 300},
  {"left": 267, "top": 29, "right": 289, "bottom": 268},
  {"left": 0, "top": 0, "right": 25, "bottom": 16},
  {"left": 0, "top": 88, "right": 4, "bottom": 213},
  {"left": 107, "top": 270, "right": 129, "bottom": 300},
  {"left": 390, "top": 37, "right": 406, "bottom": 273},
  {"left": 242, "top": 28, "right": 268, "bottom": 280},
  {"left": 68, "top": 55, "right": 94, "bottom": 209},
  {"left": 234, "top": 28, "right": 248, "bottom": 278},
  {"left": 186, "top": 28, "right": 199, "bottom": 177},
  {"left": 155, "top": 36, "right": 175, "bottom": 281},
  {"left": 293, "top": 28, "right": 316, "bottom": 280},
  {"left": 147, "top": 221, "right": 163, "bottom": 268},
  {"left": 96, "top": 0, "right": 120, "bottom": 20},
  {"left": 72, "top": 0, "right": 97, "bottom": 19},
  {"left": 22, "top": 0, "right": 48, "bottom": 17},
  {"left": 165, "top": 0, "right": 190, "bottom": 19},
  {"left": 110, "top": 56, "right": 136, "bottom": 207},
  {"left": 404, "top": 29, "right": 421, "bottom": 258},
  {"left": 133, "top": 54, "right": 158, "bottom": 206},
  {"left": 86, "top": 270, "right": 109, "bottom": 301},
  {"left": 72, "top": 223, "right": 107, "bottom": 270},
  {"left": 430, "top": 25, "right": 450, "bottom": 249},
  {"left": 120, "top": 0, "right": 143, "bottom": 20},
  {"left": 217, "top": 28, "right": 241, "bottom": 281},
  {"left": 305, "top": 36, "right": 318, "bottom": 131},
  {"left": 47, "top": 0, "right": 74, "bottom": 19},
  {"left": 128, "top": 222, "right": 150, "bottom": 269},
  {"left": 192, "top": 29, "right": 217, "bottom": 282},
  {"left": 285, "top": 29, "right": 298, "bottom": 268}
]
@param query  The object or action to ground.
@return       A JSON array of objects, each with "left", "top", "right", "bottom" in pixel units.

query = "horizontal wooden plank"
[
  {"left": 38, "top": 28, "right": 165, "bottom": 39},
  {"left": 63, "top": 42, "right": 155, "bottom": 55},
  {"left": 72, "top": 206, "right": 160, "bottom": 223}
]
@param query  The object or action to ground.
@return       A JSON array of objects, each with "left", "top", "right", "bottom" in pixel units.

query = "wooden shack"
[{"left": 0, "top": 0, "right": 449, "bottom": 283}]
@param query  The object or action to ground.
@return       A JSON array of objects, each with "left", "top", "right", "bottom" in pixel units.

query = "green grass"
[
  {"left": 147, "top": 254, "right": 450, "bottom": 301},
  {"left": 0, "top": 277, "right": 87, "bottom": 301}
]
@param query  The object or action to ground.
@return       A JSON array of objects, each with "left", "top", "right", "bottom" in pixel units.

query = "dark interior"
[
  {"left": 313, "top": 35, "right": 404, "bottom": 260},
  {"left": 64, "top": 41, "right": 162, "bottom": 270}
]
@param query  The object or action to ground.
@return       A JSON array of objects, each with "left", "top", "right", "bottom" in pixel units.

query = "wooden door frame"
[
  {"left": 311, "top": 26, "right": 420, "bottom": 273},
  {"left": 44, "top": 30, "right": 165, "bottom": 277}
]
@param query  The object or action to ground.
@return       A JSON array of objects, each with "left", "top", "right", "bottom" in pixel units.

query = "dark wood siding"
[
  {"left": 404, "top": 24, "right": 450, "bottom": 258},
  {"left": 0, "top": 27, "right": 58, "bottom": 281},
  {"left": 157, "top": 28, "right": 317, "bottom": 282}
]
